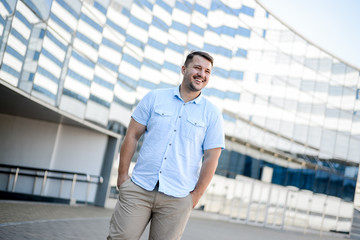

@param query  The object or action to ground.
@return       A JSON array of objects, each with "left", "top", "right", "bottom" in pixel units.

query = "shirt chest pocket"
[
  {"left": 183, "top": 117, "right": 206, "bottom": 142},
  {"left": 150, "top": 108, "right": 173, "bottom": 132}
]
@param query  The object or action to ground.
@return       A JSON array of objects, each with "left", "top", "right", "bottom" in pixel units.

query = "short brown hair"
[{"left": 184, "top": 51, "right": 214, "bottom": 67}]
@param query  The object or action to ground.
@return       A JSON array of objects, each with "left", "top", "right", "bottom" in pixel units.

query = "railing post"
[
  {"left": 246, "top": 179, "right": 255, "bottom": 223},
  {"left": 70, "top": 174, "right": 77, "bottom": 201},
  {"left": 12, "top": 168, "right": 20, "bottom": 192},
  {"left": 264, "top": 183, "right": 272, "bottom": 226},
  {"left": 41, "top": 170, "right": 48, "bottom": 195},
  {"left": 320, "top": 195, "right": 327, "bottom": 236},
  {"left": 303, "top": 195, "right": 312, "bottom": 234},
  {"left": 86, "top": 174, "right": 91, "bottom": 204},
  {"left": 32, "top": 171, "right": 38, "bottom": 194},
  {"left": 59, "top": 174, "right": 64, "bottom": 198},
  {"left": 281, "top": 188, "right": 290, "bottom": 230}
]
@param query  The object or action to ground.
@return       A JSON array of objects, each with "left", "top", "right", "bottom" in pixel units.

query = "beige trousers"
[{"left": 107, "top": 179, "right": 193, "bottom": 240}]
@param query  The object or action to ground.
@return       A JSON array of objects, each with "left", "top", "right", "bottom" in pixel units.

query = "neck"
[{"left": 179, "top": 85, "right": 200, "bottom": 103}]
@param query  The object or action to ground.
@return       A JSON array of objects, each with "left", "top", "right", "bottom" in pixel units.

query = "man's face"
[{"left": 181, "top": 55, "right": 212, "bottom": 93}]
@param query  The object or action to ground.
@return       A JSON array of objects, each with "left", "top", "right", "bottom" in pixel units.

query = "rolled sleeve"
[
  {"left": 131, "top": 91, "right": 154, "bottom": 126},
  {"left": 203, "top": 111, "right": 225, "bottom": 150}
]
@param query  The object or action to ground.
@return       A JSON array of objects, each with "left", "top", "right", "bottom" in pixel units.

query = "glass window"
[
  {"left": 98, "top": 57, "right": 118, "bottom": 72},
  {"left": 213, "top": 67, "right": 228, "bottom": 78},
  {"left": 59, "top": 0, "right": 81, "bottom": 17},
  {"left": 147, "top": 38, "right": 165, "bottom": 51},
  {"left": 118, "top": 72, "right": 137, "bottom": 89},
  {"left": 89, "top": 94, "right": 110, "bottom": 108},
  {"left": 94, "top": 1, "right": 107, "bottom": 15},
  {"left": 190, "top": 23, "right": 204, "bottom": 36},
  {"left": 157, "top": 0, "right": 172, "bottom": 13},
  {"left": 175, "top": 1, "right": 191, "bottom": 13},
  {"left": 285, "top": 168, "right": 301, "bottom": 187},
  {"left": 67, "top": 69, "right": 90, "bottom": 86},
  {"left": 151, "top": 16, "right": 169, "bottom": 31},
  {"left": 126, "top": 34, "right": 145, "bottom": 50},
  {"left": 235, "top": 48, "right": 247, "bottom": 58},
  {"left": 163, "top": 61, "right": 179, "bottom": 73},
  {"left": 167, "top": 41, "right": 184, "bottom": 54},
  {"left": 23, "top": 0, "right": 52, "bottom": 20},
  {"left": 10, "top": 28, "right": 28, "bottom": 44},
  {"left": 237, "top": 26, "right": 251, "bottom": 38},
  {"left": 1, "top": 0, "right": 17, "bottom": 16},
  {"left": 240, "top": 5, "right": 254, "bottom": 17},
  {"left": 93, "top": 75, "right": 114, "bottom": 90},
  {"left": 342, "top": 178, "right": 355, "bottom": 201},
  {"left": 314, "top": 170, "right": 329, "bottom": 194},
  {"left": 229, "top": 70, "right": 244, "bottom": 80},
  {"left": 331, "top": 62, "right": 346, "bottom": 74},
  {"left": 226, "top": 91, "right": 240, "bottom": 101},
  {"left": 49, "top": 12, "right": 73, "bottom": 33},
  {"left": 327, "top": 174, "right": 343, "bottom": 197},
  {"left": 76, "top": 32, "right": 99, "bottom": 50},
  {"left": 138, "top": 78, "right": 157, "bottom": 90},
  {"left": 63, "top": 88, "right": 87, "bottom": 103},
  {"left": 299, "top": 169, "right": 315, "bottom": 190},
  {"left": 106, "top": 19, "right": 126, "bottom": 35},
  {"left": 5, "top": 45, "right": 24, "bottom": 61},
  {"left": 33, "top": 84, "right": 56, "bottom": 99},
  {"left": 80, "top": 13, "right": 102, "bottom": 32},
  {"left": 171, "top": 21, "right": 188, "bottom": 33},
  {"left": 194, "top": 3, "right": 208, "bottom": 16}
]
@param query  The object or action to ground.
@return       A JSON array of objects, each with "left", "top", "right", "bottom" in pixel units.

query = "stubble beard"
[{"left": 188, "top": 77, "right": 205, "bottom": 92}]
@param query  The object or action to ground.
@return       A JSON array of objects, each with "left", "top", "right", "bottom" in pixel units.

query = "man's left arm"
[{"left": 190, "top": 147, "right": 222, "bottom": 208}]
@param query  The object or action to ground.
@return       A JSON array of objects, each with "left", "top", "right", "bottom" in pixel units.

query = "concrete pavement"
[{"left": 0, "top": 200, "right": 347, "bottom": 240}]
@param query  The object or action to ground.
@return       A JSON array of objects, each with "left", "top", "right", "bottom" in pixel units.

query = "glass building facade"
[{"left": 1, "top": 0, "right": 359, "bottom": 202}]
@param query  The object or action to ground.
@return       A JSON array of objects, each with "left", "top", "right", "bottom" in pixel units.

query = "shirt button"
[
  {"left": 169, "top": 143, "right": 172, "bottom": 146},
  {"left": 183, "top": 103, "right": 185, "bottom": 106},
  {"left": 174, "top": 129, "right": 176, "bottom": 132},
  {"left": 164, "top": 157, "right": 167, "bottom": 160},
  {"left": 179, "top": 116, "right": 181, "bottom": 118},
  {"left": 160, "top": 171, "right": 162, "bottom": 173}
]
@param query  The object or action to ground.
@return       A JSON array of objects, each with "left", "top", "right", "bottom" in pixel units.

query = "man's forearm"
[
  {"left": 193, "top": 156, "right": 218, "bottom": 196},
  {"left": 191, "top": 148, "right": 222, "bottom": 207},
  {"left": 117, "top": 118, "right": 146, "bottom": 182},
  {"left": 118, "top": 135, "right": 138, "bottom": 177}
]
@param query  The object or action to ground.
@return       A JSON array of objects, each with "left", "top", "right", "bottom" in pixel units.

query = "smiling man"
[{"left": 108, "top": 51, "right": 225, "bottom": 240}]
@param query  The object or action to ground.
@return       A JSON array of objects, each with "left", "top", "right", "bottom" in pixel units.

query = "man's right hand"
[{"left": 117, "top": 174, "right": 130, "bottom": 189}]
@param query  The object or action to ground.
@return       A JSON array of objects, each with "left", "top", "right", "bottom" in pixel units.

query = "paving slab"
[{"left": 0, "top": 201, "right": 346, "bottom": 240}]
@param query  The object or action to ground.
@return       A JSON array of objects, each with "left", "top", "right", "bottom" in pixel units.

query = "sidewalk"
[{"left": 0, "top": 200, "right": 346, "bottom": 240}]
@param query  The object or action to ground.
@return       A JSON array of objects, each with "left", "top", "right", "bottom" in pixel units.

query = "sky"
[{"left": 257, "top": 0, "right": 360, "bottom": 70}]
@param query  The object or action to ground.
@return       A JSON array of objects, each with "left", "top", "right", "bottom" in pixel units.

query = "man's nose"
[{"left": 197, "top": 70, "right": 205, "bottom": 77}]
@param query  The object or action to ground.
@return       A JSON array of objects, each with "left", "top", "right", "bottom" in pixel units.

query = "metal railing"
[
  {"left": 198, "top": 174, "right": 353, "bottom": 237},
  {"left": 0, "top": 164, "right": 103, "bottom": 204}
]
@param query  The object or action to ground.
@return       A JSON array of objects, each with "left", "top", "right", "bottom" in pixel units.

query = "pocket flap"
[
  {"left": 187, "top": 117, "right": 205, "bottom": 127},
  {"left": 154, "top": 108, "right": 173, "bottom": 117}
]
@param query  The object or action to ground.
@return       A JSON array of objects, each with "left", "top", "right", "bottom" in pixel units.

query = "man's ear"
[{"left": 181, "top": 65, "right": 185, "bottom": 75}]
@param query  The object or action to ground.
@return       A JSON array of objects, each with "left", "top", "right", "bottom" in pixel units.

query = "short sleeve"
[
  {"left": 131, "top": 91, "right": 155, "bottom": 126},
  {"left": 203, "top": 110, "right": 225, "bottom": 150}
]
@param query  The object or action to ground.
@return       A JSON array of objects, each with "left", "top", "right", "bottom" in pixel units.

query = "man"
[{"left": 108, "top": 51, "right": 225, "bottom": 240}]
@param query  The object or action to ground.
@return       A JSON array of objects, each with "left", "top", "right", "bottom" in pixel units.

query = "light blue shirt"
[{"left": 131, "top": 86, "right": 225, "bottom": 197}]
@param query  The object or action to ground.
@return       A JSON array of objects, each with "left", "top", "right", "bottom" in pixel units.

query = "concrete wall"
[
  {"left": 0, "top": 113, "right": 111, "bottom": 202},
  {"left": 49, "top": 124, "right": 107, "bottom": 175},
  {"left": 0, "top": 114, "right": 58, "bottom": 168},
  {"left": 0, "top": 114, "right": 107, "bottom": 175}
]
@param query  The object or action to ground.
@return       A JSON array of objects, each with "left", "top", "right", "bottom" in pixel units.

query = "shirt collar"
[{"left": 174, "top": 85, "right": 204, "bottom": 104}]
